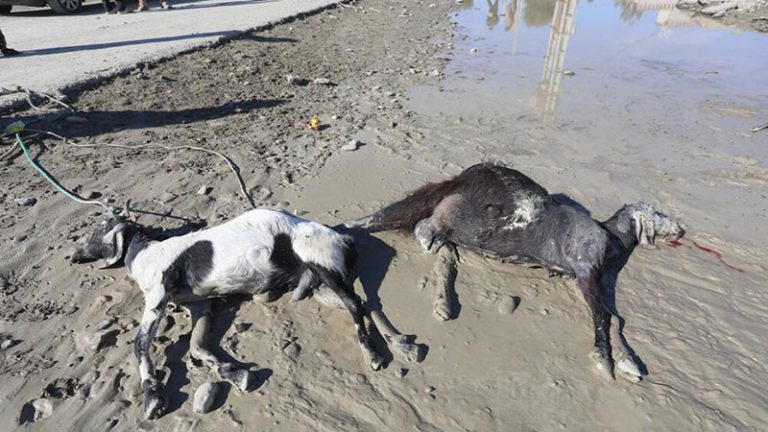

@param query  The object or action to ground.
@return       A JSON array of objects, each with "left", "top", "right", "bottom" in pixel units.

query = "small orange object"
[{"left": 308, "top": 116, "right": 321, "bottom": 131}]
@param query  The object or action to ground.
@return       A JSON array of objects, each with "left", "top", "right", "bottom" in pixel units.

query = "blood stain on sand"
[{"left": 667, "top": 239, "right": 745, "bottom": 273}]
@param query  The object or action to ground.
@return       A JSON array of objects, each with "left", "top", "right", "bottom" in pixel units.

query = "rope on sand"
[
  {"left": 13, "top": 130, "right": 117, "bottom": 215},
  {"left": 1, "top": 88, "right": 257, "bottom": 215},
  {"left": 31, "top": 128, "right": 257, "bottom": 209}
]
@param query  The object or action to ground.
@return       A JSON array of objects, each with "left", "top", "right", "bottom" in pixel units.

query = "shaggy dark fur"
[{"left": 346, "top": 162, "right": 684, "bottom": 381}]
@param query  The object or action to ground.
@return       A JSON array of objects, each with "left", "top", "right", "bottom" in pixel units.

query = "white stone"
[
  {"left": 15, "top": 197, "right": 36, "bottom": 206},
  {"left": 341, "top": 139, "right": 361, "bottom": 151},
  {"left": 193, "top": 382, "right": 220, "bottom": 414}
]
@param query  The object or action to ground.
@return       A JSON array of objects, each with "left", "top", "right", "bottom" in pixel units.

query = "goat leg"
[
  {"left": 291, "top": 269, "right": 319, "bottom": 303},
  {"left": 578, "top": 277, "right": 614, "bottom": 381},
  {"left": 135, "top": 291, "right": 170, "bottom": 420},
  {"left": 369, "top": 310, "right": 422, "bottom": 363},
  {"left": 609, "top": 314, "right": 642, "bottom": 382},
  {"left": 188, "top": 300, "right": 254, "bottom": 391},
  {"left": 595, "top": 273, "right": 643, "bottom": 382},
  {"left": 429, "top": 243, "right": 458, "bottom": 321},
  {"left": 311, "top": 265, "right": 384, "bottom": 371}
]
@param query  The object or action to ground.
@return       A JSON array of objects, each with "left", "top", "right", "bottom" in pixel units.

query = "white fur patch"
[
  {"left": 502, "top": 193, "right": 543, "bottom": 230},
  {"left": 291, "top": 223, "right": 348, "bottom": 274}
]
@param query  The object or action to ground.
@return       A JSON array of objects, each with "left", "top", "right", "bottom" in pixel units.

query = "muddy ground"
[{"left": 2, "top": 0, "right": 768, "bottom": 431}]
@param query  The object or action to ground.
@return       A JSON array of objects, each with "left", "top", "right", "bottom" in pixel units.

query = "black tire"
[
  {"left": 0, "top": 5, "right": 13, "bottom": 14},
  {"left": 46, "top": 0, "right": 81, "bottom": 13}
]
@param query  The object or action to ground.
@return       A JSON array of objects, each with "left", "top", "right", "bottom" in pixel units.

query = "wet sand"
[{"left": 1, "top": 0, "right": 767, "bottom": 431}]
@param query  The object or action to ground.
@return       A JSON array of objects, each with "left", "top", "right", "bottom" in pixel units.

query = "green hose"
[{"left": 14, "top": 131, "right": 115, "bottom": 215}]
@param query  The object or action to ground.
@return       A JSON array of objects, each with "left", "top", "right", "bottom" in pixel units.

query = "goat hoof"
[
  {"left": 616, "top": 354, "right": 642, "bottom": 382},
  {"left": 219, "top": 365, "right": 253, "bottom": 391},
  {"left": 432, "top": 302, "right": 451, "bottom": 321},
  {"left": 388, "top": 336, "right": 421, "bottom": 363},
  {"left": 142, "top": 383, "right": 167, "bottom": 420},
  {"left": 362, "top": 348, "right": 385, "bottom": 371},
  {"left": 590, "top": 351, "right": 614, "bottom": 381},
  {"left": 369, "top": 354, "right": 385, "bottom": 371},
  {"left": 619, "top": 370, "right": 642, "bottom": 383}
]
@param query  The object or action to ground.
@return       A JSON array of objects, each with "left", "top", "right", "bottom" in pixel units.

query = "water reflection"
[
  {"left": 614, "top": 0, "right": 643, "bottom": 24},
  {"left": 525, "top": 0, "right": 557, "bottom": 26},
  {"left": 531, "top": 0, "right": 578, "bottom": 119},
  {"left": 486, "top": 0, "right": 501, "bottom": 30},
  {"left": 455, "top": 0, "right": 746, "bottom": 121},
  {"left": 505, "top": 0, "right": 523, "bottom": 52},
  {"left": 615, "top": 0, "right": 727, "bottom": 30}
]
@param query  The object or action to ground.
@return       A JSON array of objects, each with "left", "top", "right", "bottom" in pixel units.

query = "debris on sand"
[
  {"left": 1, "top": 335, "right": 18, "bottom": 350},
  {"left": 286, "top": 74, "right": 309, "bottom": 86},
  {"left": 341, "top": 139, "right": 362, "bottom": 151},
  {"left": 197, "top": 185, "right": 211, "bottom": 195},
  {"left": 42, "top": 377, "right": 82, "bottom": 399},
  {"left": 308, "top": 116, "right": 322, "bottom": 131},
  {"left": 313, "top": 77, "right": 333, "bottom": 85},
  {"left": 193, "top": 382, "right": 220, "bottom": 414},
  {"left": 15, "top": 197, "right": 36, "bottom": 207}
]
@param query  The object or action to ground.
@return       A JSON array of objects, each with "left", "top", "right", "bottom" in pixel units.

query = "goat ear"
[
  {"left": 632, "top": 212, "right": 656, "bottom": 245},
  {"left": 100, "top": 223, "right": 128, "bottom": 268}
]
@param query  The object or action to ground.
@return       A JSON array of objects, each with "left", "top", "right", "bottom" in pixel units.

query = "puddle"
[
  {"left": 408, "top": 0, "right": 768, "bottom": 249},
  {"left": 432, "top": 0, "right": 768, "bottom": 121}
]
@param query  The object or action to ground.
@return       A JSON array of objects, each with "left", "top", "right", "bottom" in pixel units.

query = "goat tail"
[{"left": 344, "top": 177, "right": 459, "bottom": 232}]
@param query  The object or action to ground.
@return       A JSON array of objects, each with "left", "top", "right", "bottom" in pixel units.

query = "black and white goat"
[
  {"left": 72, "top": 206, "right": 388, "bottom": 419},
  {"left": 345, "top": 163, "right": 685, "bottom": 382}
]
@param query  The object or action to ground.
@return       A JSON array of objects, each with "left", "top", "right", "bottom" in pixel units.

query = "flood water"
[{"left": 409, "top": 0, "right": 768, "bottom": 249}]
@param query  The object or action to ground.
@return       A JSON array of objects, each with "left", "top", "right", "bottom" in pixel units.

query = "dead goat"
[
  {"left": 345, "top": 163, "right": 685, "bottom": 382},
  {"left": 72, "top": 205, "right": 390, "bottom": 420}
]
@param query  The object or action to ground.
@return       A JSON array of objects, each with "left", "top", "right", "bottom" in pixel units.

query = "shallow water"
[
  {"left": 409, "top": 0, "right": 768, "bottom": 249},
  {"left": 398, "top": 5, "right": 768, "bottom": 430}
]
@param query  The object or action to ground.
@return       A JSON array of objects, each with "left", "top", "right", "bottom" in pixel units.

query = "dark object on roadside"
[
  {"left": 1, "top": 47, "right": 20, "bottom": 56},
  {"left": 0, "top": 0, "right": 82, "bottom": 14},
  {"left": 0, "top": 29, "right": 21, "bottom": 56},
  {"left": 135, "top": 0, "right": 171, "bottom": 11},
  {"left": 346, "top": 162, "right": 685, "bottom": 383},
  {"left": 101, "top": 0, "right": 124, "bottom": 13}
]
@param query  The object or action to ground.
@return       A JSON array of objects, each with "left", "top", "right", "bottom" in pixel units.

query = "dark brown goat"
[{"left": 345, "top": 163, "right": 684, "bottom": 382}]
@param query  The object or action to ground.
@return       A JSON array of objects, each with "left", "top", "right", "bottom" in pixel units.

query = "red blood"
[
  {"left": 691, "top": 241, "right": 745, "bottom": 273},
  {"left": 667, "top": 239, "right": 685, "bottom": 248}
]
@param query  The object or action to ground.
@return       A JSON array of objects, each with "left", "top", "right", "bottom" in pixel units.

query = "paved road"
[{"left": 0, "top": 0, "right": 337, "bottom": 109}]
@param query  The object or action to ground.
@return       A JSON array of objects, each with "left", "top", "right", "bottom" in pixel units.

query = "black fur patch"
[
  {"left": 125, "top": 233, "right": 152, "bottom": 274},
  {"left": 341, "top": 237, "right": 357, "bottom": 277},
  {"left": 270, "top": 233, "right": 302, "bottom": 270},
  {"left": 267, "top": 233, "right": 305, "bottom": 291},
  {"left": 160, "top": 240, "right": 214, "bottom": 294}
]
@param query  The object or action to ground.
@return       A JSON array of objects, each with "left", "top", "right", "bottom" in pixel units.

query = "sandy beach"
[{"left": 1, "top": 0, "right": 767, "bottom": 431}]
